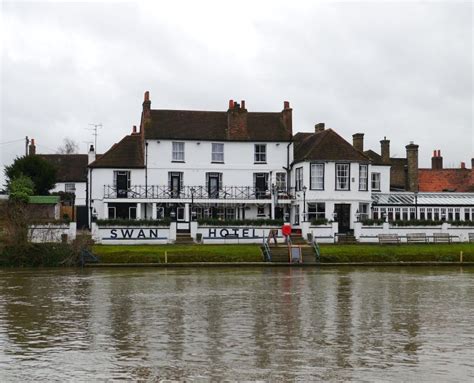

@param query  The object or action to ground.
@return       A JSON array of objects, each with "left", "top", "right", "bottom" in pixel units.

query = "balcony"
[{"left": 103, "top": 185, "right": 294, "bottom": 201}]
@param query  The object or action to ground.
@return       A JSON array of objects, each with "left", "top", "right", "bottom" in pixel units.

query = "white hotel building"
[{"left": 86, "top": 92, "right": 400, "bottom": 233}]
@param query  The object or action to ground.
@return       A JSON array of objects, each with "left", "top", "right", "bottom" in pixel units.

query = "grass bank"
[
  {"left": 92, "top": 243, "right": 474, "bottom": 264},
  {"left": 92, "top": 244, "right": 262, "bottom": 263},
  {"left": 318, "top": 243, "right": 474, "bottom": 263}
]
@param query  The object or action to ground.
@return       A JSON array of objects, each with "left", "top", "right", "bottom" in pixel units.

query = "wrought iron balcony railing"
[{"left": 104, "top": 185, "right": 294, "bottom": 200}]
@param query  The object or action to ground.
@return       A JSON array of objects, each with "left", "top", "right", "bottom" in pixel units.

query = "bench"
[
  {"left": 378, "top": 234, "right": 401, "bottom": 244},
  {"left": 469, "top": 233, "right": 474, "bottom": 243},
  {"left": 406, "top": 233, "right": 428, "bottom": 244},
  {"left": 433, "top": 233, "right": 451, "bottom": 244}
]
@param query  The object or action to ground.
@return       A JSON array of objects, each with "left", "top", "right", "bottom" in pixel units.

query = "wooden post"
[
  {"left": 165, "top": 251, "right": 168, "bottom": 263},
  {"left": 460, "top": 251, "right": 463, "bottom": 263}
]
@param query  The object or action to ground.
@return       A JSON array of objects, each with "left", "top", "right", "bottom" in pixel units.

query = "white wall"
[
  {"left": 51, "top": 182, "right": 87, "bottom": 206},
  {"left": 29, "top": 222, "right": 76, "bottom": 243},
  {"left": 146, "top": 139, "right": 291, "bottom": 186},
  {"left": 196, "top": 225, "right": 283, "bottom": 244},
  {"left": 370, "top": 165, "right": 391, "bottom": 193},
  {"left": 91, "top": 222, "right": 170, "bottom": 244}
]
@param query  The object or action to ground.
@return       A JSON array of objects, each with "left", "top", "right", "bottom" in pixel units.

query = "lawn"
[
  {"left": 92, "top": 244, "right": 263, "bottom": 263},
  {"left": 318, "top": 243, "right": 474, "bottom": 263}
]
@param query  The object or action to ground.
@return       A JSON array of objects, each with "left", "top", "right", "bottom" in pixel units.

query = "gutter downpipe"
[{"left": 144, "top": 141, "right": 148, "bottom": 219}]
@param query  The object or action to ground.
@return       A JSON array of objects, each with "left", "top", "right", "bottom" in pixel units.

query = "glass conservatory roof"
[{"left": 372, "top": 192, "right": 474, "bottom": 206}]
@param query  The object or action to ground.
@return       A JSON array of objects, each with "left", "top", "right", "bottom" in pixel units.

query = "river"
[{"left": 0, "top": 266, "right": 473, "bottom": 381}]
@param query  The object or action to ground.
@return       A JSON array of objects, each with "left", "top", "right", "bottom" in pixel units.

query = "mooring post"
[
  {"left": 165, "top": 251, "right": 168, "bottom": 264},
  {"left": 460, "top": 251, "right": 463, "bottom": 263}
]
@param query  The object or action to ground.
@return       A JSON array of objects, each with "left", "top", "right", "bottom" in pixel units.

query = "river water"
[{"left": 0, "top": 266, "right": 473, "bottom": 382}]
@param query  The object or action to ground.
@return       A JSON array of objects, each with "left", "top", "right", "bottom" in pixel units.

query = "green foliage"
[
  {"left": 310, "top": 218, "right": 329, "bottom": 226},
  {"left": 8, "top": 175, "right": 34, "bottom": 203},
  {"left": 0, "top": 243, "right": 75, "bottom": 267},
  {"left": 5, "top": 155, "right": 57, "bottom": 195},
  {"left": 450, "top": 220, "right": 474, "bottom": 227},
  {"left": 96, "top": 218, "right": 171, "bottom": 226},
  {"left": 361, "top": 218, "right": 385, "bottom": 226},
  {"left": 197, "top": 218, "right": 283, "bottom": 226},
  {"left": 390, "top": 220, "right": 444, "bottom": 227}
]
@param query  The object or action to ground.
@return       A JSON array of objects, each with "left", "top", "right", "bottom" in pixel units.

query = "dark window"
[
  {"left": 371, "top": 172, "right": 381, "bottom": 191},
  {"left": 168, "top": 172, "right": 183, "bottom": 198},
  {"left": 307, "top": 203, "right": 325, "bottom": 221}
]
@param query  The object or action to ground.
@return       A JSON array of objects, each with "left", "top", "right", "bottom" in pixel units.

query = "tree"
[
  {"left": 9, "top": 175, "right": 34, "bottom": 203},
  {"left": 5, "top": 155, "right": 57, "bottom": 195},
  {"left": 57, "top": 138, "right": 79, "bottom": 154}
]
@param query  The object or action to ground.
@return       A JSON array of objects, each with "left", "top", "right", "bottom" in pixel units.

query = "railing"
[
  {"left": 104, "top": 185, "right": 295, "bottom": 200},
  {"left": 312, "top": 240, "right": 321, "bottom": 263},
  {"left": 263, "top": 239, "right": 272, "bottom": 262}
]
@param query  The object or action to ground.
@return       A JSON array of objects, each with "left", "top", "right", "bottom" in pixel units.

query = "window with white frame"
[
  {"left": 65, "top": 183, "right": 76, "bottom": 194},
  {"left": 276, "top": 172, "right": 286, "bottom": 192},
  {"left": 172, "top": 142, "right": 185, "bottom": 162},
  {"left": 310, "top": 163, "right": 324, "bottom": 190},
  {"left": 371, "top": 172, "right": 381, "bottom": 191},
  {"left": 254, "top": 144, "right": 267, "bottom": 163},
  {"left": 359, "top": 203, "right": 369, "bottom": 221},
  {"left": 108, "top": 207, "right": 116, "bottom": 219},
  {"left": 307, "top": 203, "right": 325, "bottom": 221},
  {"left": 359, "top": 165, "right": 368, "bottom": 191},
  {"left": 211, "top": 143, "right": 224, "bottom": 163},
  {"left": 295, "top": 167, "right": 303, "bottom": 191},
  {"left": 335, "top": 163, "right": 350, "bottom": 190}
]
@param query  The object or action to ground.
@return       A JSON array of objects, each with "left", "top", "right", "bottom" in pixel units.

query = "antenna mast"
[{"left": 87, "top": 123, "right": 102, "bottom": 151}]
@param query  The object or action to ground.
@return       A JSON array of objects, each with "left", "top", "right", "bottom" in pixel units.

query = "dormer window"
[
  {"left": 172, "top": 142, "right": 185, "bottom": 162},
  {"left": 254, "top": 144, "right": 267, "bottom": 163}
]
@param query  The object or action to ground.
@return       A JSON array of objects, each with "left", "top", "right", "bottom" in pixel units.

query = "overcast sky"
[{"left": 1, "top": 0, "right": 473, "bottom": 188}]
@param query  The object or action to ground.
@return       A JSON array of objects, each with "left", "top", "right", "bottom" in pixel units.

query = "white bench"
[{"left": 433, "top": 233, "right": 452, "bottom": 244}]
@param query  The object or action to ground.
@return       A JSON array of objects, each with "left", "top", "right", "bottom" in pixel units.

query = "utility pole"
[
  {"left": 87, "top": 123, "right": 102, "bottom": 151},
  {"left": 25, "top": 136, "right": 29, "bottom": 156}
]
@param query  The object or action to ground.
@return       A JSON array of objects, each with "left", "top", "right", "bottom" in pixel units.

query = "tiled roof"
[
  {"left": 419, "top": 169, "right": 474, "bottom": 192},
  {"left": 39, "top": 154, "right": 88, "bottom": 182},
  {"left": 145, "top": 109, "right": 292, "bottom": 142},
  {"left": 293, "top": 129, "right": 370, "bottom": 163},
  {"left": 89, "top": 134, "right": 144, "bottom": 168},
  {"left": 364, "top": 150, "right": 388, "bottom": 166}
]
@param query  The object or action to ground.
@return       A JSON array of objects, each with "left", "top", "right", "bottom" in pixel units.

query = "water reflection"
[{"left": 0, "top": 267, "right": 473, "bottom": 381}]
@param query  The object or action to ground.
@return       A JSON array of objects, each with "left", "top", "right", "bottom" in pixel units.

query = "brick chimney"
[
  {"left": 461, "top": 162, "right": 466, "bottom": 169},
  {"left": 431, "top": 149, "right": 443, "bottom": 169},
  {"left": 28, "top": 139, "right": 36, "bottom": 155},
  {"left": 406, "top": 142, "right": 419, "bottom": 192},
  {"left": 352, "top": 133, "right": 364, "bottom": 152},
  {"left": 88, "top": 144, "right": 96, "bottom": 164},
  {"left": 281, "top": 101, "right": 293, "bottom": 136},
  {"left": 140, "top": 91, "right": 152, "bottom": 138},
  {"left": 315, "top": 123, "right": 325, "bottom": 133},
  {"left": 227, "top": 99, "right": 248, "bottom": 139},
  {"left": 380, "top": 137, "right": 390, "bottom": 164}
]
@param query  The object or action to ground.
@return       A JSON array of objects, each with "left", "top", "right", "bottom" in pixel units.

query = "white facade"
[{"left": 51, "top": 182, "right": 87, "bottom": 206}]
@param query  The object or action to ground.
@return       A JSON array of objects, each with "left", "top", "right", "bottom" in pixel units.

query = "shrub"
[
  {"left": 96, "top": 218, "right": 171, "bottom": 226},
  {"left": 361, "top": 218, "right": 385, "bottom": 226},
  {"left": 390, "top": 219, "right": 444, "bottom": 227},
  {"left": 197, "top": 218, "right": 283, "bottom": 226},
  {"left": 310, "top": 218, "right": 329, "bottom": 226},
  {"left": 450, "top": 220, "right": 474, "bottom": 227}
]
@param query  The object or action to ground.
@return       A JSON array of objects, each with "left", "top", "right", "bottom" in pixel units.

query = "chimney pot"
[
  {"left": 132, "top": 125, "right": 137, "bottom": 134},
  {"left": 432, "top": 149, "right": 443, "bottom": 169},
  {"left": 284, "top": 101, "right": 290, "bottom": 109},
  {"left": 433, "top": 150, "right": 437, "bottom": 157},
  {"left": 315, "top": 123, "right": 325, "bottom": 133},
  {"left": 241, "top": 100, "right": 246, "bottom": 109},
  {"left": 28, "top": 139, "right": 36, "bottom": 155},
  {"left": 144, "top": 91, "right": 149, "bottom": 101},
  {"left": 461, "top": 162, "right": 466, "bottom": 169},
  {"left": 228, "top": 99, "right": 234, "bottom": 109}
]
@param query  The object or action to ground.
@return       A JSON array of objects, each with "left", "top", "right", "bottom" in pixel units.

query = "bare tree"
[{"left": 57, "top": 138, "right": 79, "bottom": 154}]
